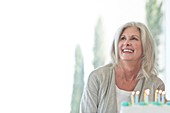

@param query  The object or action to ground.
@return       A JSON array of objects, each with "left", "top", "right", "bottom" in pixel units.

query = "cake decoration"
[{"left": 120, "top": 89, "right": 169, "bottom": 113}]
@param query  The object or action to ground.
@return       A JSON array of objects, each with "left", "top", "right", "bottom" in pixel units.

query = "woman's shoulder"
[
  {"left": 149, "top": 75, "right": 164, "bottom": 83},
  {"left": 147, "top": 75, "right": 165, "bottom": 88},
  {"left": 89, "top": 63, "right": 114, "bottom": 81},
  {"left": 91, "top": 63, "right": 114, "bottom": 74}
]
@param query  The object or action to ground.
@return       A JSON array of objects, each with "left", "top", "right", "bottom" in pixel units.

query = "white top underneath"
[{"left": 116, "top": 86, "right": 132, "bottom": 113}]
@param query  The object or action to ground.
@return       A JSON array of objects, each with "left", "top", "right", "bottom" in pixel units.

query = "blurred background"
[{"left": 0, "top": 0, "right": 170, "bottom": 113}]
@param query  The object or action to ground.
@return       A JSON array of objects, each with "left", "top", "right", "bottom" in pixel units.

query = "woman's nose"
[{"left": 124, "top": 40, "right": 132, "bottom": 46}]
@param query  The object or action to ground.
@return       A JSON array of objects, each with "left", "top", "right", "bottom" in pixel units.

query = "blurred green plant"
[
  {"left": 146, "top": 0, "right": 164, "bottom": 72},
  {"left": 70, "top": 45, "right": 84, "bottom": 113},
  {"left": 93, "top": 17, "right": 106, "bottom": 69},
  {"left": 146, "top": 0, "right": 163, "bottom": 46}
]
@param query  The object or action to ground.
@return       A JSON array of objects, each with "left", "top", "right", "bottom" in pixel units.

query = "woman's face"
[{"left": 118, "top": 26, "right": 142, "bottom": 61}]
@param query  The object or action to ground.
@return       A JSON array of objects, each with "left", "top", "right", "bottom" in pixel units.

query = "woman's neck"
[{"left": 117, "top": 60, "right": 141, "bottom": 80}]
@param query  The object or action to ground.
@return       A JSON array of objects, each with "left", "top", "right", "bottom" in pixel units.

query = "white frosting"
[{"left": 120, "top": 104, "right": 170, "bottom": 113}]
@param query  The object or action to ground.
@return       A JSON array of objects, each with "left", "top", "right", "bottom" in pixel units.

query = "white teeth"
[{"left": 123, "top": 49, "right": 133, "bottom": 53}]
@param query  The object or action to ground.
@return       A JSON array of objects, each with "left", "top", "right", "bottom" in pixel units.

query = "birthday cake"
[
  {"left": 120, "top": 89, "right": 170, "bottom": 113},
  {"left": 120, "top": 102, "right": 170, "bottom": 113}
]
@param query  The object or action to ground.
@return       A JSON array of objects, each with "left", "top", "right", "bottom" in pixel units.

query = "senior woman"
[{"left": 80, "top": 22, "right": 166, "bottom": 113}]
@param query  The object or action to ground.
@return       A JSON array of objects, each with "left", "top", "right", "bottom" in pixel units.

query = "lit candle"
[
  {"left": 144, "top": 89, "right": 150, "bottom": 103},
  {"left": 135, "top": 91, "right": 140, "bottom": 104},
  {"left": 131, "top": 91, "right": 135, "bottom": 105},
  {"left": 158, "top": 90, "right": 162, "bottom": 103},
  {"left": 144, "top": 92, "right": 146, "bottom": 102},
  {"left": 162, "top": 91, "right": 166, "bottom": 104},
  {"left": 155, "top": 90, "right": 158, "bottom": 102}
]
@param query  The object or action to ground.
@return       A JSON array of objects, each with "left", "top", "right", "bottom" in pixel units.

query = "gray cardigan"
[{"left": 80, "top": 63, "right": 165, "bottom": 113}]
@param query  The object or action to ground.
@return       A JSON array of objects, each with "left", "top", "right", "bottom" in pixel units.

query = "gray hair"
[{"left": 111, "top": 22, "right": 158, "bottom": 79}]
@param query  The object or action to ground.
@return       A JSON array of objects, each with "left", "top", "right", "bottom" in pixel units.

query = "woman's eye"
[
  {"left": 131, "top": 37, "right": 138, "bottom": 40},
  {"left": 120, "top": 36, "right": 126, "bottom": 40}
]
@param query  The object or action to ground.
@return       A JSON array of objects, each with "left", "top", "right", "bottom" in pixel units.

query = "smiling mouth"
[{"left": 122, "top": 49, "right": 134, "bottom": 53}]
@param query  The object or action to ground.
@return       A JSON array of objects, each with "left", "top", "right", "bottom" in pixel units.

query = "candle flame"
[
  {"left": 159, "top": 90, "right": 162, "bottom": 94},
  {"left": 145, "top": 89, "right": 150, "bottom": 95},
  {"left": 136, "top": 91, "right": 140, "bottom": 95},
  {"left": 155, "top": 90, "right": 158, "bottom": 93},
  {"left": 132, "top": 91, "right": 135, "bottom": 95},
  {"left": 162, "top": 91, "right": 166, "bottom": 95}
]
